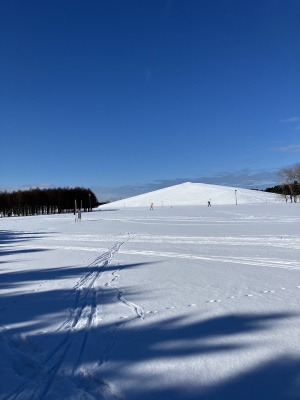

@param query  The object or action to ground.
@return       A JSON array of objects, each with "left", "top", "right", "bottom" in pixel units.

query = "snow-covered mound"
[{"left": 99, "top": 182, "right": 282, "bottom": 209}]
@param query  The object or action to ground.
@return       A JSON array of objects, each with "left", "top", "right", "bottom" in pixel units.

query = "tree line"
[
  {"left": 1, "top": 163, "right": 299, "bottom": 216},
  {"left": 265, "top": 162, "right": 300, "bottom": 202},
  {"left": 0, "top": 187, "right": 99, "bottom": 217}
]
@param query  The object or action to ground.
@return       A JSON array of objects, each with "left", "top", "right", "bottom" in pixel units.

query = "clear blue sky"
[{"left": 1, "top": 0, "right": 299, "bottom": 200}]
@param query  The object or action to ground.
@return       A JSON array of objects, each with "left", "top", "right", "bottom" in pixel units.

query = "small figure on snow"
[
  {"left": 207, "top": 200, "right": 211, "bottom": 207},
  {"left": 150, "top": 203, "right": 154, "bottom": 210}
]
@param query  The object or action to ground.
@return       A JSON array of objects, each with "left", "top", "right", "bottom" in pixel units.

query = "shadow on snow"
[
  {"left": 1, "top": 230, "right": 300, "bottom": 399},
  {"left": 0, "top": 230, "right": 51, "bottom": 263}
]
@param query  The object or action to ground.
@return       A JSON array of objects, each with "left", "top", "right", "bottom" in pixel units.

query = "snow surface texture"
[
  {"left": 98, "top": 182, "right": 282, "bottom": 209},
  {"left": 1, "top": 192, "right": 300, "bottom": 399}
]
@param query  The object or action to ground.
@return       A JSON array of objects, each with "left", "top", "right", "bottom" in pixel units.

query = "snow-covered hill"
[{"left": 99, "top": 182, "right": 282, "bottom": 209}]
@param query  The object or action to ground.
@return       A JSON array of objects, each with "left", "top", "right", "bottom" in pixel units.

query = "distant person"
[
  {"left": 150, "top": 203, "right": 154, "bottom": 210},
  {"left": 207, "top": 200, "right": 211, "bottom": 207}
]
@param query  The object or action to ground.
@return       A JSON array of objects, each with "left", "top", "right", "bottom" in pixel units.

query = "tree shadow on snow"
[
  {"left": 1, "top": 291, "right": 299, "bottom": 399},
  {"left": 0, "top": 229, "right": 51, "bottom": 262},
  {"left": 0, "top": 262, "right": 153, "bottom": 290},
  {"left": 1, "top": 229, "right": 300, "bottom": 399},
  {"left": 0, "top": 230, "right": 51, "bottom": 244},
  {"left": 133, "top": 355, "right": 300, "bottom": 400}
]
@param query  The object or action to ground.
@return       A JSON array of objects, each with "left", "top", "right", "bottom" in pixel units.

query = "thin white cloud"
[
  {"left": 269, "top": 144, "right": 300, "bottom": 153},
  {"left": 280, "top": 117, "right": 300, "bottom": 123}
]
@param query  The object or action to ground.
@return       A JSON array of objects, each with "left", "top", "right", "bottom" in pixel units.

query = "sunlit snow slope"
[{"left": 99, "top": 182, "right": 282, "bottom": 209}]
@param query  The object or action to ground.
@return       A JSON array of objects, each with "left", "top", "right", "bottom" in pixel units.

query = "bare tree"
[{"left": 278, "top": 163, "right": 300, "bottom": 202}]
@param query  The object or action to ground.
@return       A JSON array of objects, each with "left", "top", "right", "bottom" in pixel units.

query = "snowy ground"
[{"left": 1, "top": 203, "right": 300, "bottom": 399}]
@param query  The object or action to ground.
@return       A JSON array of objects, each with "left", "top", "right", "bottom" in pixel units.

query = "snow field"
[{"left": 0, "top": 202, "right": 300, "bottom": 399}]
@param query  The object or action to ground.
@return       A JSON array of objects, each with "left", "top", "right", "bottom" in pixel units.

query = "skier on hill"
[
  {"left": 207, "top": 200, "right": 211, "bottom": 207},
  {"left": 150, "top": 203, "right": 154, "bottom": 210}
]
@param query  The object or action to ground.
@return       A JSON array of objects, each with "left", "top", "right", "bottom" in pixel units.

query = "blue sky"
[{"left": 1, "top": 0, "right": 299, "bottom": 201}]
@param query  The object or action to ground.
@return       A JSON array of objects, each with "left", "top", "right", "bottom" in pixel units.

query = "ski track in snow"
[
  {"left": 2, "top": 214, "right": 300, "bottom": 399},
  {"left": 15, "top": 233, "right": 300, "bottom": 273},
  {"left": 2, "top": 279, "right": 300, "bottom": 399},
  {"left": 105, "top": 268, "right": 145, "bottom": 319},
  {"left": 20, "top": 232, "right": 300, "bottom": 250},
  {"left": 3, "top": 240, "right": 143, "bottom": 400},
  {"left": 121, "top": 249, "right": 300, "bottom": 271}
]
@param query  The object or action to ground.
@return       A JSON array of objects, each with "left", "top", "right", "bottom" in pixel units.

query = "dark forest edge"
[
  {"left": 265, "top": 183, "right": 300, "bottom": 198},
  {"left": 0, "top": 187, "right": 108, "bottom": 217}
]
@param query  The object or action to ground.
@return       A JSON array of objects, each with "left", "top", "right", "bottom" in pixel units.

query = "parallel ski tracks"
[
  {"left": 120, "top": 249, "right": 300, "bottom": 271},
  {"left": 4, "top": 241, "right": 134, "bottom": 400}
]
